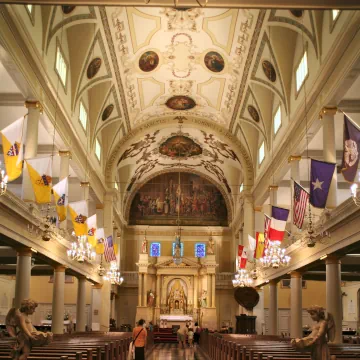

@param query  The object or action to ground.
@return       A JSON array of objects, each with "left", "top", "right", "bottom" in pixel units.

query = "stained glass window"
[
  {"left": 172, "top": 242, "right": 184, "bottom": 257},
  {"left": 150, "top": 242, "right": 161, "bottom": 257},
  {"left": 195, "top": 243, "right": 206, "bottom": 258}
]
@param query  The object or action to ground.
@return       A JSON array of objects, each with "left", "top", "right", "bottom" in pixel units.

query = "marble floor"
[{"left": 147, "top": 343, "right": 208, "bottom": 359}]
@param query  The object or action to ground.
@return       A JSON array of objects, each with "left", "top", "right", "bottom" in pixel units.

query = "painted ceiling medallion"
[
  {"left": 166, "top": 96, "right": 196, "bottom": 111},
  {"left": 102, "top": 104, "right": 114, "bottom": 121},
  {"left": 204, "top": 51, "right": 225, "bottom": 73},
  {"left": 247, "top": 105, "right": 260, "bottom": 122},
  {"left": 262, "top": 60, "right": 276, "bottom": 82},
  {"left": 87, "top": 58, "right": 102, "bottom": 79},
  {"left": 289, "top": 9, "right": 304, "bottom": 18},
  {"left": 139, "top": 51, "right": 160, "bottom": 72},
  {"left": 61, "top": 6, "right": 76, "bottom": 15},
  {"left": 159, "top": 135, "right": 202, "bottom": 159}
]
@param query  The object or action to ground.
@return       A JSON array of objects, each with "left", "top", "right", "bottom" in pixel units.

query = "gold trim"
[
  {"left": 58, "top": 150, "right": 72, "bottom": 158},
  {"left": 268, "top": 185, "right": 278, "bottom": 191},
  {"left": 319, "top": 106, "right": 338, "bottom": 119},
  {"left": 288, "top": 155, "right": 302, "bottom": 163},
  {"left": 24, "top": 100, "right": 43, "bottom": 114},
  {"left": 80, "top": 181, "right": 90, "bottom": 187}
]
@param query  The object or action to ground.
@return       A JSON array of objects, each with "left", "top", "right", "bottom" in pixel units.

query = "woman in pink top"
[{"left": 132, "top": 319, "right": 147, "bottom": 360}]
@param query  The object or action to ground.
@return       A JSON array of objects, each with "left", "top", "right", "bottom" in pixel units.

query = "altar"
[{"left": 159, "top": 314, "right": 193, "bottom": 327}]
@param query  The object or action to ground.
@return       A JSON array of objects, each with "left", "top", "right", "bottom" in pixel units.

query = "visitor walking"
[
  {"left": 132, "top": 319, "right": 147, "bottom": 360},
  {"left": 194, "top": 322, "right": 201, "bottom": 348}
]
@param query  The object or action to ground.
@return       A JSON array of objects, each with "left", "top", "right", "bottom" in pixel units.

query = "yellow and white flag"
[
  {"left": 69, "top": 200, "right": 88, "bottom": 236},
  {"left": 25, "top": 157, "right": 52, "bottom": 203},
  {"left": 86, "top": 214, "right": 97, "bottom": 247},
  {"left": 95, "top": 227, "right": 105, "bottom": 255},
  {"left": 0, "top": 117, "right": 27, "bottom": 181},
  {"left": 52, "top": 178, "right": 68, "bottom": 222}
]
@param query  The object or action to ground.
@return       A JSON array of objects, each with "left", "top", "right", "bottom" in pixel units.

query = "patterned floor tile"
[{"left": 147, "top": 343, "right": 208, "bottom": 359}]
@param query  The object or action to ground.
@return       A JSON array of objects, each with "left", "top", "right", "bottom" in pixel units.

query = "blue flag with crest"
[{"left": 310, "top": 159, "right": 336, "bottom": 208}]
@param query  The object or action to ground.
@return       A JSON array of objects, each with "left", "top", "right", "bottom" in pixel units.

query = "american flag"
[
  {"left": 264, "top": 214, "right": 271, "bottom": 250},
  {"left": 104, "top": 235, "right": 117, "bottom": 262},
  {"left": 293, "top": 181, "right": 309, "bottom": 229}
]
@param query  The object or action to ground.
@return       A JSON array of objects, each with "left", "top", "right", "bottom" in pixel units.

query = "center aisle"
[{"left": 147, "top": 343, "right": 208, "bottom": 359}]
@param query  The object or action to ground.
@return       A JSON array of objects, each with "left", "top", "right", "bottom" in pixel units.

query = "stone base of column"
[{"left": 201, "top": 308, "right": 217, "bottom": 330}]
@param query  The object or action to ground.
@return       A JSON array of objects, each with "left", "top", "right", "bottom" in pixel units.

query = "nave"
[{"left": 148, "top": 344, "right": 207, "bottom": 360}]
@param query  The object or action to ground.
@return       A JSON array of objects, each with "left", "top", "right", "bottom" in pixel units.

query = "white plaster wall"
[{"left": 0, "top": 276, "right": 15, "bottom": 323}]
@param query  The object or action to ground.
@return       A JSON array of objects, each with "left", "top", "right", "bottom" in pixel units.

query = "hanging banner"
[
  {"left": 95, "top": 227, "right": 105, "bottom": 255},
  {"left": 26, "top": 157, "right": 52, "bottom": 203},
  {"left": 69, "top": 200, "right": 88, "bottom": 236},
  {"left": 0, "top": 117, "right": 27, "bottom": 181},
  {"left": 86, "top": 214, "right": 97, "bottom": 248},
  {"left": 52, "top": 177, "right": 68, "bottom": 222}
]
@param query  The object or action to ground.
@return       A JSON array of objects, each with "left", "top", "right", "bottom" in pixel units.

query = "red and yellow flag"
[
  {"left": 0, "top": 117, "right": 27, "bottom": 181},
  {"left": 25, "top": 157, "right": 52, "bottom": 203}
]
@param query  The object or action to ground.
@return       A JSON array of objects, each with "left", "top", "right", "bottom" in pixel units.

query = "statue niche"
[{"left": 167, "top": 279, "right": 188, "bottom": 315}]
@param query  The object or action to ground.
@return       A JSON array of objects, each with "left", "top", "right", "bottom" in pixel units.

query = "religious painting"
[
  {"left": 129, "top": 172, "right": 228, "bottom": 226},
  {"left": 262, "top": 60, "right": 277, "bottom": 82},
  {"left": 247, "top": 105, "right": 260, "bottom": 122},
  {"left": 166, "top": 278, "right": 188, "bottom": 315},
  {"left": 159, "top": 135, "right": 202, "bottom": 159},
  {"left": 102, "top": 104, "right": 114, "bottom": 121},
  {"left": 62, "top": 6, "right": 76, "bottom": 14},
  {"left": 139, "top": 51, "right": 160, "bottom": 72},
  {"left": 87, "top": 58, "right": 102, "bottom": 79},
  {"left": 166, "top": 96, "right": 196, "bottom": 111},
  {"left": 204, "top": 51, "right": 225, "bottom": 73}
]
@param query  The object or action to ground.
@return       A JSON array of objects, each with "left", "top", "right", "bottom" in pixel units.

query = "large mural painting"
[{"left": 129, "top": 173, "right": 228, "bottom": 226}]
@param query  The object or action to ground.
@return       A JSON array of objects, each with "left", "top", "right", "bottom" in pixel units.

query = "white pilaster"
[
  {"left": 14, "top": 248, "right": 32, "bottom": 308},
  {"left": 76, "top": 276, "right": 87, "bottom": 332},
  {"left": 290, "top": 271, "right": 302, "bottom": 338},
  {"left": 52, "top": 265, "right": 66, "bottom": 334}
]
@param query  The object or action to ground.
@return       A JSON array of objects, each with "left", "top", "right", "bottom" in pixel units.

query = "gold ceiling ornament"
[{"left": 144, "top": 0, "right": 208, "bottom": 7}]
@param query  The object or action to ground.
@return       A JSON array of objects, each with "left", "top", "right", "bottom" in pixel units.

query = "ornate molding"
[{"left": 288, "top": 155, "right": 302, "bottom": 163}]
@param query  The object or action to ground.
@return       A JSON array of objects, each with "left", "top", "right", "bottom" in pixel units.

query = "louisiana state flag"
[
  {"left": 25, "top": 157, "right": 52, "bottom": 203},
  {"left": 86, "top": 214, "right": 97, "bottom": 247},
  {"left": 68, "top": 200, "right": 88, "bottom": 236},
  {"left": 95, "top": 227, "right": 105, "bottom": 255},
  {"left": 52, "top": 178, "right": 68, "bottom": 222},
  {"left": 0, "top": 117, "right": 27, "bottom": 181}
]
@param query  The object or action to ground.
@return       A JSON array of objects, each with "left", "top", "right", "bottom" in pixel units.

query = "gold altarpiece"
[{"left": 136, "top": 253, "right": 218, "bottom": 329}]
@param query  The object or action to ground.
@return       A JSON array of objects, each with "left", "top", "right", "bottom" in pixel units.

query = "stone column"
[
  {"left": 322, "top": 107, "right": 337, "bottom": 209},
  {"left": 14, "top": 248, "right": 32, "bottom": 308},
  {"left": 52, "top": 265, "right": 66, "bottom": 334},
  {"left": 268, "top": 280, "right": 278, "bottom": 335},
  {"left": 110, "top": 292, "right": 116, "bottom": 320},
  {"left": 211, "top": 274, "right": 216, "bottom": 308},
  {"left": 243, "top": 192, "right": 254, "bottom": 243},
  {"left": 138, "top": 273, "right": 143, "bottom": 306},
  {"left": 290, "top": 271, "right": 303, "bottom": 338},
  {"left": 253, "top": 287, "right": 265, "bottom": 335},
  {"left": 90, "top": 284, "right": 102, "bottom": 331},
  {"left": 269, "top": 185, "right": 278, "bottom": 207},
  {"left": 80, "top": 181, "right": 90, "bottom": 208},
  {"left": 76, "top": 276, "right": 87, "bottom": 332},
  {"left": 193, "top": 275, "right": 198, "bottom": 309},
  {"left": 326, "top": 256, "right": 342, "bottom": 343},
  {"left": 99, "top": 280, "right": 111, "bottom": 331},
  {"left": 143, "top": 273, "right": 148, "bottom": 307},
  {"left": 207, "top": 274, "right": 212, "bottom": 307},
  {"left": 156, "top": 275, "right": 161, "bottom": 307},
  {"left": 22, "top": 101, "right": 41, "bottom": 202},
  {"left": 289, "top": 156, "right": 301, "bottom": 234}
]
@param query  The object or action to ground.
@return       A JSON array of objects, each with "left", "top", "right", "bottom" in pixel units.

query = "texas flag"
[{"left": 238, "top": 245, "right": 248, "bottom": 269}]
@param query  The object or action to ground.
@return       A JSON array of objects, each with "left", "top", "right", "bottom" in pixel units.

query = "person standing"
[
  {"left": 193, "top": 322, "right": 201, "bottom": 348},
  {"left": 132, "top": 319, "right": 147, "bottom": 360}
]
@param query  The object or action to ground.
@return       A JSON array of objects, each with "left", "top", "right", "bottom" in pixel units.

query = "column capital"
[
  {"left": 254, "top": 206, "right": 263, "bottom": 212},
  {"left": 25, "top": 100, "right": 43, "bottom": 113},
  {"left": 269, "top": 279, "right": 280, "bottom": 285},
  {"left": 53, "top": 265, "right": 66, "bottom": 272},
  {"left": 255, "top": 286, "right": 263, "bottom": 292},
  {"left": 96, "top": 204, "right": 104, "bottom": 209},
  {"left": 325, "top": 255, "right": 341, "bottom": 265},
  {"left": 93, "top": 283, "right": 103, "bottom": 289},
  {"left": 268, "top": 185, "right": 278, "bottom": 192},
  {"left": 80, "top": 181, "right": 90, "bottom": 188},
  {"left": 58, "top": 150, "right": 72, "bottom": 158},
  {"left": 77, "top": 275, "right": 87, "bottom": 281},
  {"left": 288, "top": 155, "right": 302, "bottom": 163},
  {"left": 290, "top": 271, "right": 302, "bottom": 278},
  {"left": 320, "top": 106, "right": 338, "bottom": 118},
  {"left": 17, "top": 247, "right": 33, "bottom": 257}
]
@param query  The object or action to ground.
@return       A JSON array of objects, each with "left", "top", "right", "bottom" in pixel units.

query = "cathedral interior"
[{"left": 0, "top": 0, "right": 359, "bottom": 358}]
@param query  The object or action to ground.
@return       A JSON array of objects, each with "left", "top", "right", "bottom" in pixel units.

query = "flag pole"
[{"left": 291, "top": 178, "right": 310, "bottom": 195}]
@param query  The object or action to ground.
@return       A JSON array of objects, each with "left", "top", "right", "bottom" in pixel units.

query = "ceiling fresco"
[{"left": 106, "top": 7, "right": 258, "bottom": 126}]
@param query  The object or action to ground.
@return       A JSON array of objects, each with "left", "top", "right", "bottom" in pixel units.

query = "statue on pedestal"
[
  {"left": 199, "top": 290, "right": 207, "bottom": 308},
  {"left": 6, "top": 299, "right": 53, "bottom": 360},
  {"left": 141, "top": 235, "right": 148, "bottom": 254},
  {"left": 291, "top": 305, "right": 335, "bottom": 360},
  {"left": 147, "top": 289, "right": 155, "bottom": 307},
  {"left": 207, "top": 234, "right": 215, "bottom": 255}
]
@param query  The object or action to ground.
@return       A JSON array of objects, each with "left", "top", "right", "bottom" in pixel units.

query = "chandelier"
[
  {"left": 67, "top": 235, "right": 96, "bottom": 263},
  {"left": 104, "top": 262, "right": 124, "bottom": 285},
  {"left": 259, "top": 241, "right": 290, "bottom": 269},
  {"left": 173, "top": 230, "right": 182, "bottom": 265},
  {"left": 0, "top": 162, "right": 8, "bottom": 196},
  {"left": 232, "top": 269, "right": 253, "bottom": 288}
]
